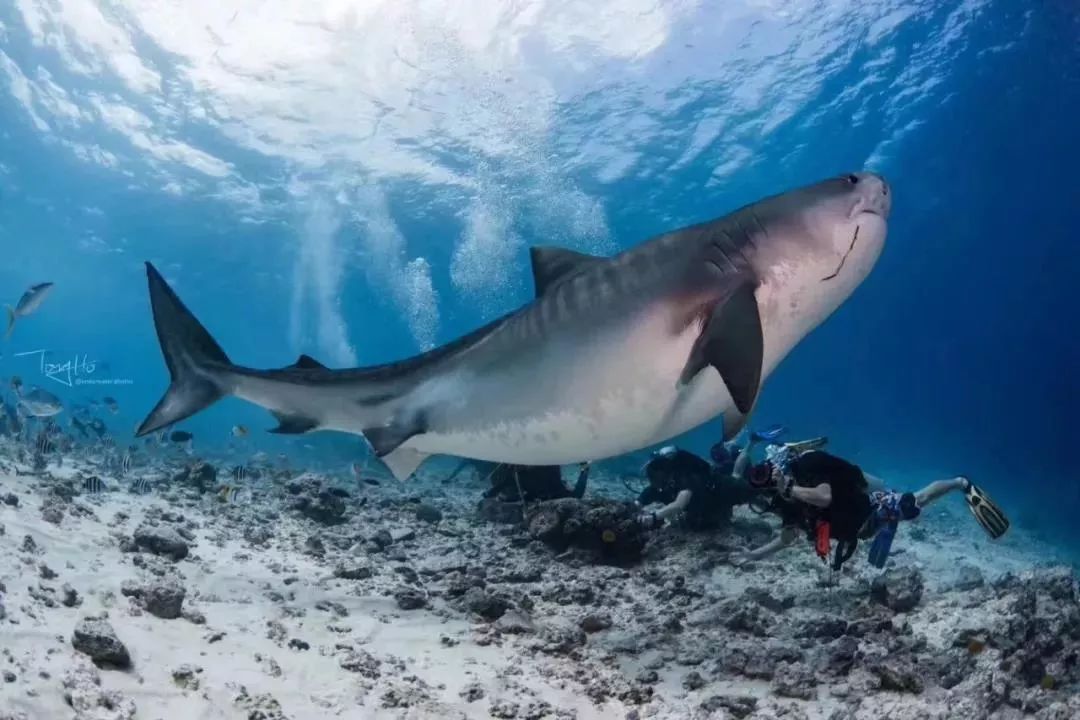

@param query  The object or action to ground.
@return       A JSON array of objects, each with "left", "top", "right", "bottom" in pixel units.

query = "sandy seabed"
[{"left": 1, "top": 447, "right": 1078, "bottom": 720}]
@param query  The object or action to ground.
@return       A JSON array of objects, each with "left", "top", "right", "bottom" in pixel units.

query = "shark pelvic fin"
[
  {"left": 363, "top": 411, "right": 427, "bottom": 458},
  {"left": 677, "top": 282, "right": 763, "bottom": 415},
  {"left": 268, "top": 411, "right": 319, "bottom": 434},
  {"left": 282, "top": 354, "right": 328, "bottom": 371},
  {"left": 380, "top": 447, "right": 431, "bottom": 482},
  {"left": 529, "top": 246, "right": 603, "bottom": 295}
]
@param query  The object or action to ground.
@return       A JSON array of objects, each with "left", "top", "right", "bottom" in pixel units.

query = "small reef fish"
[
  {"left": 217, "top": 485, "right": 247, "bottom": 504},
  {"left": 82, "top": 476, "right": 105, "bottom": 494},
  {"left": 5, "top": 282, "right": 54, "bottom": 339},
  {"left": 231, "top": 465, "right": 248, "bottom": 483},
  {"left": 121, "top": 449, "right": 134, "bottom": 475},
  {"left": 70, "top": 415, "right": 89, "bottom": 438},
  {"left": 231, "top": 425, "right": 249, "bottom": 438},
  {"left": 103, "top": 397, "right": 119, "bottom": 414},
  {"left": 87, "top": 418, "right": 107, "bottom": 438},
  {"left": 130, "top": 477, "right": 153, "bottom": 494},
  {"left": 351, "top": 462, "right": 381, "bottom": 487},
  {"left": 35, "top": 431, "right": 53, "bottom": 456},
  {"left": 169, "top": 430, "right": 194, "bottom": 454},
  {"left": 17, "top": 387, "right": 64, "bottom": 418},
  {"left": 10, "top": 376, "right": 23, "bottom": 394}
]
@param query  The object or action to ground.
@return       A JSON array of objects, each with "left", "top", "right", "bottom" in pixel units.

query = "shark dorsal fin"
[
  {"left": 529, "top": 246, "right": 603, "bottom": 296},
  {"left": 285, "top": 354, "right": 327, "bottom": 370}
]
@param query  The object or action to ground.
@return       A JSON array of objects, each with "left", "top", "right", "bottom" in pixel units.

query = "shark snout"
[{"left": 849, "top": 172, "right": 891, "bottom": 220}]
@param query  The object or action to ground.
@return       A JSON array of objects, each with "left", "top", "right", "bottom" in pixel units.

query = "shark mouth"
[{"left": 820, "top": 225, "right": 859, "bottom": 283}]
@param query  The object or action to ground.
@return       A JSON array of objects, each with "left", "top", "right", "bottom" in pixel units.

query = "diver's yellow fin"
[{"left": 965, "top": 481, "right": 1009, "bottom": 539}]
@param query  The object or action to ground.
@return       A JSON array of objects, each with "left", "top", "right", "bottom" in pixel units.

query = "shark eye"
[{"left": 846, "top": 174, "right": 859, "bottom": 185}]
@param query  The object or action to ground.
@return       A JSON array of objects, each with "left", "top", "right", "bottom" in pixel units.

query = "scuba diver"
[
  {"left": 479, "top": 461, "right": 591, "bottom": 502},
  {"left": 860, "top": 476, "right": 1008, "bottom": 567},
  {"left": 636, "top": 425, "right": 788, "bottom": 530},
  {"left": 733, "top": 438, "right": 1010, "bottom": 571}
]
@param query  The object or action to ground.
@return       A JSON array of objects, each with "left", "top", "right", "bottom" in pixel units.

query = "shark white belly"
[{"left": 401, "top": 310, "right": 736, "bottom": 465}]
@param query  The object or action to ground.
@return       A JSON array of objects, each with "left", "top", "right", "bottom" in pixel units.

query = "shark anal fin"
[
  {"left": 529, "top": 246, "right": 603, "bottom": 296},
  {"left": 268, "top": 411, "right": 319, "bottom": 434},
  {"left": 677, "top": 282, "right": 763, "bottom": 415},
  {"left": 363, "top": 412, "right": 428, "bottom": 458},
  {"left": 381, "top": 447, "right": 431, "bottom": 482},
  {"left": 282, "top": 354, "right": 328, "bottom": 371}
]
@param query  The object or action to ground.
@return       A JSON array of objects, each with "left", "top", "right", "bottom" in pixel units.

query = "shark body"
[{"left": 137, "top": 172, "right": 891, "bottom": 480}]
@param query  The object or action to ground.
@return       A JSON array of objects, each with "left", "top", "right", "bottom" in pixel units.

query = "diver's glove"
[{"left": 637, "top": 489, "right": 692, "bottom": 530}]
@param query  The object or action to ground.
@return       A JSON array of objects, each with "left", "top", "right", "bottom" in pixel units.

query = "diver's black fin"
[
  {"left": 529, "top": 246, "right": 603, "bottom": 296},
  {"left": 677, "top": 282, "right": 763, "bottom": 415},
  {"left": 268, "top": 411, "right": 319, "bottom": 434},
  {"left": 136, "top": 262, "right": 232, "bottom": 437},
  {"left": 964, "top": 481, "right": 1010, "bottom": 539},
  {"left": 283, "top": 354, "right": 327, "bottom": 371}
]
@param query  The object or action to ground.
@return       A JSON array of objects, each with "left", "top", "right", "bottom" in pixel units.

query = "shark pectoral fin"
[
  {"left": 282, "top": 354, "right": 328, "bottom": 371},
  {"left": 722, "top": 411, "right": 749, "bottom": 441},
  {"left": 676, "top": 283, "right": 763, "bottom": 415},
  {"left": 529, "top": 246, "right": 603, "bottom": 295},
  {"left": 381, "top": 447, "right": 430, "bottom": 482},
  {"left": 363, "top": 412, "right": 427, "bottom": 457},
  {"left": 268, "top": 411, "right": 319, "bottom": 434}
]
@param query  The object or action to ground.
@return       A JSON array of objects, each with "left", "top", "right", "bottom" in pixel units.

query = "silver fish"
[
  {"left": 130, "top": 477, "right": 153, "bottom": 494},
  {"left": 5, "top": 282, "right": 54, "bottom": 339},
  {"left": 17, "top": 387, "right": 64, "bottom": 418},
  {"left": 135, "top": 173, "right": 890, "bottom": 481}
]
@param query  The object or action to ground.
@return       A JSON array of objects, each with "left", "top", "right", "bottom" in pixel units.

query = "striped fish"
[
  {"left": 231, "top": 465, "right": 247, "bottom": 483},
  {"left": 36, "top": 432, "right": 53, "bottom": 456},
  {"left": 217, "top": 484, "right": 247, "bottom": 504},
  {"left": 120, "top": 450, "right": 134, "bottom": 475},
  {"left": 130, "top": 477, "right": 153, "bottom": 494},
  {"left": 82, "top": 475, "right": 105, "bottom": 494}
]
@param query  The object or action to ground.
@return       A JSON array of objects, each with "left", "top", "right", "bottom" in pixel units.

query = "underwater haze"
[{"left": 0, "top": 0, "right": 1078, "bottom": 547}]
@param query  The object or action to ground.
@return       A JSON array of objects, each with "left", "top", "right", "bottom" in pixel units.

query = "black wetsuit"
[
  {"left": 640, "top": 449, "right": 756, "bottom": 530},
  {"left": 484, "top": 463, "right": 589, "bottom": 502},
  {"left": 768, "top": 451, "right": 872, "bottom": 569}
]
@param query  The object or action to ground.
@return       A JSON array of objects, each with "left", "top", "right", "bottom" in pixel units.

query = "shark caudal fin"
[
  {"left": 136, "top": 262, "right": 232, "bottom": 437},
  {"left": 4, "top": 306, "right": 15, "bottom": 340}
]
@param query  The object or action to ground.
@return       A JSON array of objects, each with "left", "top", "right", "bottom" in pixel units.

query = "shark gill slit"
[{"left": 820, "top": 225, "right": 860, "bottom": 282}]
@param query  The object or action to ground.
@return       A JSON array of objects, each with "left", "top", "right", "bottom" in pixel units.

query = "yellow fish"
[{"left": 217, "top": 485, "right": 242, "bottom": 504}]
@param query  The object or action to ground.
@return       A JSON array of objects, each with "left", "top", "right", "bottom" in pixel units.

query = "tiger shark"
[{"left": 136, "top": 172, "right": 891, "bottom": 480}]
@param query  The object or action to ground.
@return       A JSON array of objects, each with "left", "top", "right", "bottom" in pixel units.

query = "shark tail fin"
[
  {"left": 136, "top": 262, "right": 233, "bottom": 437},
  {"left": 4, "top": 305, "right": 15, "bottom": 340}
]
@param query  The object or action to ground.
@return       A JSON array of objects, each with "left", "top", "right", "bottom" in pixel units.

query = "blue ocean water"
[{"left": 0, "top": 3, "right": 1076, "bottom": 544}]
